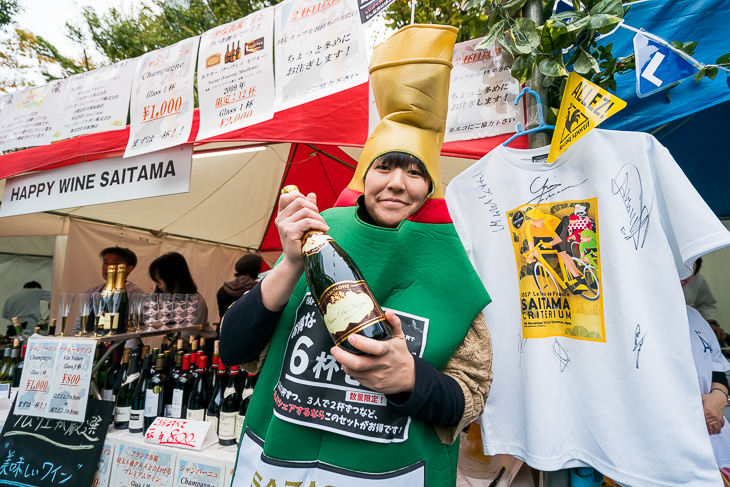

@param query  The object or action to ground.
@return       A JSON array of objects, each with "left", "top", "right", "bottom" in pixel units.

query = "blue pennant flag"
[{"left": 633, "top": 32, "right": 698, "bottom": 98}]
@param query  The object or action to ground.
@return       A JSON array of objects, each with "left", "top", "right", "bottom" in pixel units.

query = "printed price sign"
[
  {"left": 0, "top": 398, "right": 114, "bottom": 487},
  {"left": 144, "top": 417, "right": 218, "bottom": 451},
  {"left": 92, "top": 439, "right": 116, "bottom": 487},
  {"left": 174, "top": 456, "right": 226, "bottom": 487},
  {"left": 15, "top": 337, "right": 97, "bottom": 422},
  {"left": 110, "top": 441, "right": 175, "bottom": 487}
]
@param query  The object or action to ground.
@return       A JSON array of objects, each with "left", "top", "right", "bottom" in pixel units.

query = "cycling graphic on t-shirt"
[{"left": 507, "top": 198, "right": 604, "bottom": 342}]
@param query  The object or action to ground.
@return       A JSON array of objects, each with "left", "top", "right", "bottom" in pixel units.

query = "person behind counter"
[
  {"left": 148, "top": 251, "right": 215, "bottom": 340},
  {"left": 73, "top": 246, "right": 143, "bottom": 334},
  {"left": 2, "top": 281, "right": 50, "bottom": 335},
  {"left": 216, "top": 253, "right": 262, "bottom": 319},
  {"left": 219, "top": 25, "right": 492, "bottom": 487}
]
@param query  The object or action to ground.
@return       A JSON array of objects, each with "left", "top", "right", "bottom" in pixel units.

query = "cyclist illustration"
[
  {"left": 524, "top": 208, "right": 590, "bottom": 295},
  {"left": 567, "top": 204, "right": 595, "bottom": 256},
  {"left": 578, "top": 229, "right": 598, "bottom": 267}
]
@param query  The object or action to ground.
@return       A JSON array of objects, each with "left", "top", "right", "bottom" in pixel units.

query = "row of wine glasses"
[{"left": 52, "top": 292, "right": 200, "bottom": 337}]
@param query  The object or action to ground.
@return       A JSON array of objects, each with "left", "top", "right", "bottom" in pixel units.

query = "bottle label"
[
  {"left": 122, "top": 372, "right": 140, "bottom": 387},
  {"left": 223, "top": 387, "right": 236, "bottom": 399},
  {"left": 242, "top": 388, "right": 254, "bottom": 401},
  {"left": 115, "top": 406, "right": 131, "bottom": 423},
  {"left": 171, "top": 389, "right": 184, "bottom": 418},
  {"left": 129, "top": 410, "right": 144, "bottom": 431},
  {"left": 205, "top": 415, "right": 218, "bottom": 432},
  {"left": 219, "top": 412, "right": 237, "bottom": 440},
  {"left": 102, "top": 389, "right": 114, "bottom": 402},
  {"left": 144, "top": 389, "right": 159, "bottom": 417},
  {"left": 186, "top": 409, "right": 205, "bottom": 421},
  {"left": 164, "top": 404, "right": 173, "bottom": 418},
  {"left": 302, "top": 232, "right": 333, "bottom": 256},
  {"left": 318, "top": 281, "right": 385, "bottom": 343},
  {"left": 235, "top": 413, "right": 245, "bottom": 440}
]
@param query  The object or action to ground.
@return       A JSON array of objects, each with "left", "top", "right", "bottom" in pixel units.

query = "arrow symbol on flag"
[{"left": 641, "top": 52, "right": 665, "bottom": 87}]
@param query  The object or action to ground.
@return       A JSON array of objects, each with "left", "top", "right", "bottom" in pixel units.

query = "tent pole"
[{"left": 523, "top": 0, "right": 551, "bottom": 150}]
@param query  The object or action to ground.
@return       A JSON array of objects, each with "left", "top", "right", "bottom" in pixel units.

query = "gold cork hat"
[{"left": 346, "top": 24, "right": 458, "bottom": 200}]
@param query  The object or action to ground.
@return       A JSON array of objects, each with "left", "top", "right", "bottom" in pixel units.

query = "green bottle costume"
[{"left": 232, "top": 24, "right": 491, "bottom": 487}]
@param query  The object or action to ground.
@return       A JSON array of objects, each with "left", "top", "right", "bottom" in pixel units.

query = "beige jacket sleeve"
[{"left": 434, "top": 312, "right": 493, "bottom": 444}]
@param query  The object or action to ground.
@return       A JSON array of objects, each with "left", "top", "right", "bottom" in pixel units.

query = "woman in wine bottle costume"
[{"left": 221, "top": 25, "right": 492, "bottom": 487}]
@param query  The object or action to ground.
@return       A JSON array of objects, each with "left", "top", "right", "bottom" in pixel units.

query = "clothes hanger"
[{"left": 502, "top": 87, "right": 555, "bottom": 146}]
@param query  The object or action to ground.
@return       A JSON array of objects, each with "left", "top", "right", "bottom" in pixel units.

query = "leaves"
[
  {"left": 476, "top": 19, "right": 508, "bottom": 51},
  {"left": 574, "top": 48, "right": 600, "bottom": 74},
  {"left": 539, "top": 53, "right": 568, "bottom": 77},
  {"left": 511, "top": 53, "right": 536, "bottom": 84},
  {"left": 510, "top": 18, "right": 540, "bottom": 54}
]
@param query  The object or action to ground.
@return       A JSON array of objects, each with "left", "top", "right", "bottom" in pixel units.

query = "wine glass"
[
  {"left": 186, "top": 293, "right": 200, "bottom": 326},
  {"left": 171, "top": 294, "right": 188, "bottom": 329},
  {"left": 57, "top": 293, "right": 76, "bottom": 336},
  {"left": 76, "top": 293, "right": 92, "bottom": 336},
  {"left": 141, "top": 294, "right": 160, "bottom": 332},
  {"left": 128, "top": 293, "right": 142, "bottom": 333},
  {"left": 158, "top": 293, "right": 174, "bottom": 330},
  {"left": 91, "top": 292, "right": 104, "bottom": 337}
]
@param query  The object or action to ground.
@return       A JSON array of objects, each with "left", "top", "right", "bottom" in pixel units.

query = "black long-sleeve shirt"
[{"left": 219, "top": 282, "right": 464, "bottom": 426}]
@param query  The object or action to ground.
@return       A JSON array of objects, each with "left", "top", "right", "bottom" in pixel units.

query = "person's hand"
[
  {"left": 330, "top": 310, "right": 415, "bottom": 395},
  {"left": 275, "top": 189, "right": 329, "bottom": 270},
  {"left": 702, "top": 390, "right": 727, "bottom": 435},
  {"left": 709, "top": 322, "right": 727, "bottom": 342}
]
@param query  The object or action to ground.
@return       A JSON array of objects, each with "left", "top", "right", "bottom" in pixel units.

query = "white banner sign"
[
  {"left": 0, "top": 80, "right": 64, "bottom": 151},
  {"left": 14, "top": 337, "right": 96, "bottom": 422},
  {"left": 197, "top": 9, "right": 276, "bottom": 141},
  {"left": 125, "top": 37, "right": 199, "bottom": 158},
  {"left": 52, "top": 59, "right": 135, "bottom": 142},
  {"left": 274, "top": 0, "right": 368, "bottom": 111},
  {"left": 0, "top": 145, "right": 193, "bottom": 217},
  {"left": 445, "top": 39, "right": 522, "bottom": 142}
]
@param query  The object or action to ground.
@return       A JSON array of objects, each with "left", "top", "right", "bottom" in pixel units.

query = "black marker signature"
[
  {"left": 610, "top": 163, "right": 653, "bottom": 250},
  {"left": 472, "top": 172, "right": 505, "bottom": 232},
  {"left": 552, "top": 338, "right": 570, "bottom": 372},
  {"left": 633, "top": 324, "right": 646, "bottom": 369},
  {"left": 517, "top": 331, "right": 527, "bottom": 366},
  {"left": 527, "top": 176, "right": 588, "bottom": 205}
]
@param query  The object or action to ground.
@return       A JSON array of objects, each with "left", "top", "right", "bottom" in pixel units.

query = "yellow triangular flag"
[{"left": 547, "top": 72, "right": 627, "bottom": 163}]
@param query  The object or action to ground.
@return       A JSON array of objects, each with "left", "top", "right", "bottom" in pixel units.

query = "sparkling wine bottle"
[{"left": 282, "top": 185, "right": 394, "bottom": 354}]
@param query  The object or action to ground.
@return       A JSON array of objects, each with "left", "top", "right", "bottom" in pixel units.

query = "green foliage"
[
  {"left": 0, "top": 0, "right": 20, "bottom": 26},
  {"left": 461, "top": 0, "right": 729, "bottom": 122},
  {"left": 382, "top": 0, "right": 488, "bottom": 43}
]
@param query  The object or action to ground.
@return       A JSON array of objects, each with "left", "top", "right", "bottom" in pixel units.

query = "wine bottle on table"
[
  {"left": 114, "top": 349, "right": 139, "bottom": 429},
  {"left": 47, "top": 318, "right": 58, "bottom": 337},
  {"left": 235, "top": 373, "right": 254, "bottom": 441},
  {"left": 98, "top": 265, "right": 116, "bottom": 336},
  {"left": 113, "top": 348, "right": 131, "bottom": 400},
  {"left": 205, "top": 362, "right": 226, "bottom": 434},
  {"left": 129, "top": 353, "right": 152, "bottom": 434},
  {"left": 206, "top": 340, "right": 219, "bottom": 391},
  {"left": 163, "top": 351, "right": 176, "bottom": 417},
  {"left": 103, "top": 348, "right": 121, "bottom": 402},
  {"left": 1, "top": 339, "right": 20, "bottom": 386},
  {"left": 186, "top": 355, "right": 210, "bottom": 421},
  {"left": 281, "top": 185, "right": 394, "bottom": 354},
  {"left": 144, "top": 354, "right": 167, "bottom": 433},
  {"left": 12, "top": 344, "right": 27, "bottom": 389},
  {"left": 109, "top": 264, "right": 129, "bottom": 334},
  {"left": 171, "top": 353, "right": 194, "bottom": 419},
  {"left": 218, "top": 365, "right": 241, "bottom": 446}
]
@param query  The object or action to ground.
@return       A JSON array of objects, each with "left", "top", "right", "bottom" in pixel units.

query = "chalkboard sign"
[{"left": 0, "top": 398, "right": 114, "bottom": 487}]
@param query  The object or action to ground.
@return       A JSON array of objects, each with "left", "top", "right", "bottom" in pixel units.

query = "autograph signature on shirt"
[
  {"left": 633, "top": 324, "right": 647, "bottom": 369},
  {"left": 553, "top": 338, "right": 571, "bottom": 372},
  {"left": 610, "top": 163, "right": 653, "bottom": 250},
  {"left": 527, "top": 176, "right": 588, "bottom": 205}
]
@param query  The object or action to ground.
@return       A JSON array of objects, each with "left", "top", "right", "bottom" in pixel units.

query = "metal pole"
[{"left": 523, "top": 0, "right": 551, "bottom": 149}]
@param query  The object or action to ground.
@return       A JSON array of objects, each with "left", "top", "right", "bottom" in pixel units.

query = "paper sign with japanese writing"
[
  {"left": 274, "top": 0, "right": 368, "bottom": 111},
  {"left": 51, "top": 59, "right": 134, "bottom": 142},
  {"left": 0, "top": 398, "right": 114, "bottom": 487},
  {"left": 92, "top": 439, "right": 117, "bottom": 487},
  {"left": 0, "top": 145, "right": 193, "bottom": 218},
  {"left": 110, "top": 441, "right": 175, "bottom": 487},
  {"left": 445, "top": 39, "right": 522, "bottom": 142},
  {"left": 0, "top": 80, "right": 64, "bottom": 151},
  {"left": 356, "top": 0, "right": 395, "bottom": 24},
  {"left": 125, "top": 36, "right": 199, "bottom": 158},
  {"left": 273, "top": 294, "right": 428, "bottom": 443},
  {"left": 197, "top": 9, "right": 276, "bottom": 141},
  {"left": 144, "top": 417, "right": 218, "bottom": 451},
  {"left": 14, "top": 337, "right": 97, "bottom": 422},
  {"left": 224, "top": 462, "right": 235, "bottom": 487},
  {"left": 547, "top": 72, "right": 626, "bottom": 163},
  {"left": 174, "top": 455, "right": 226, "bottom": 487}
]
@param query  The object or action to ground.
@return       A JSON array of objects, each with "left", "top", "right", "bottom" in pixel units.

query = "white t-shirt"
[
  {"left": 445, "top": 129, "right": 730, "bottom": 487},
  {"left": 688, "top": 305, "right": 730, "bottom": 468}
]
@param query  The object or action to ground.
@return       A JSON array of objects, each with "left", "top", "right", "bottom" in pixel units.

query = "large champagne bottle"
[
  {"left": 186, "top": 355, "right": 210, "bottom": 421},
  {"left": 282, "top": 185, "right": 393, "bottom": 354},
  {"left": 114, "top": 349, "right": 139, "bottom": 429},
  {"left": 110, "top": 264, "right": 129, "bottom": 334},
  {"left": 129, "top": 353, "right": 152, "bottom": 433},
  {"left": 98, "top": 265, "right": 117, "bottom": 336}
]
